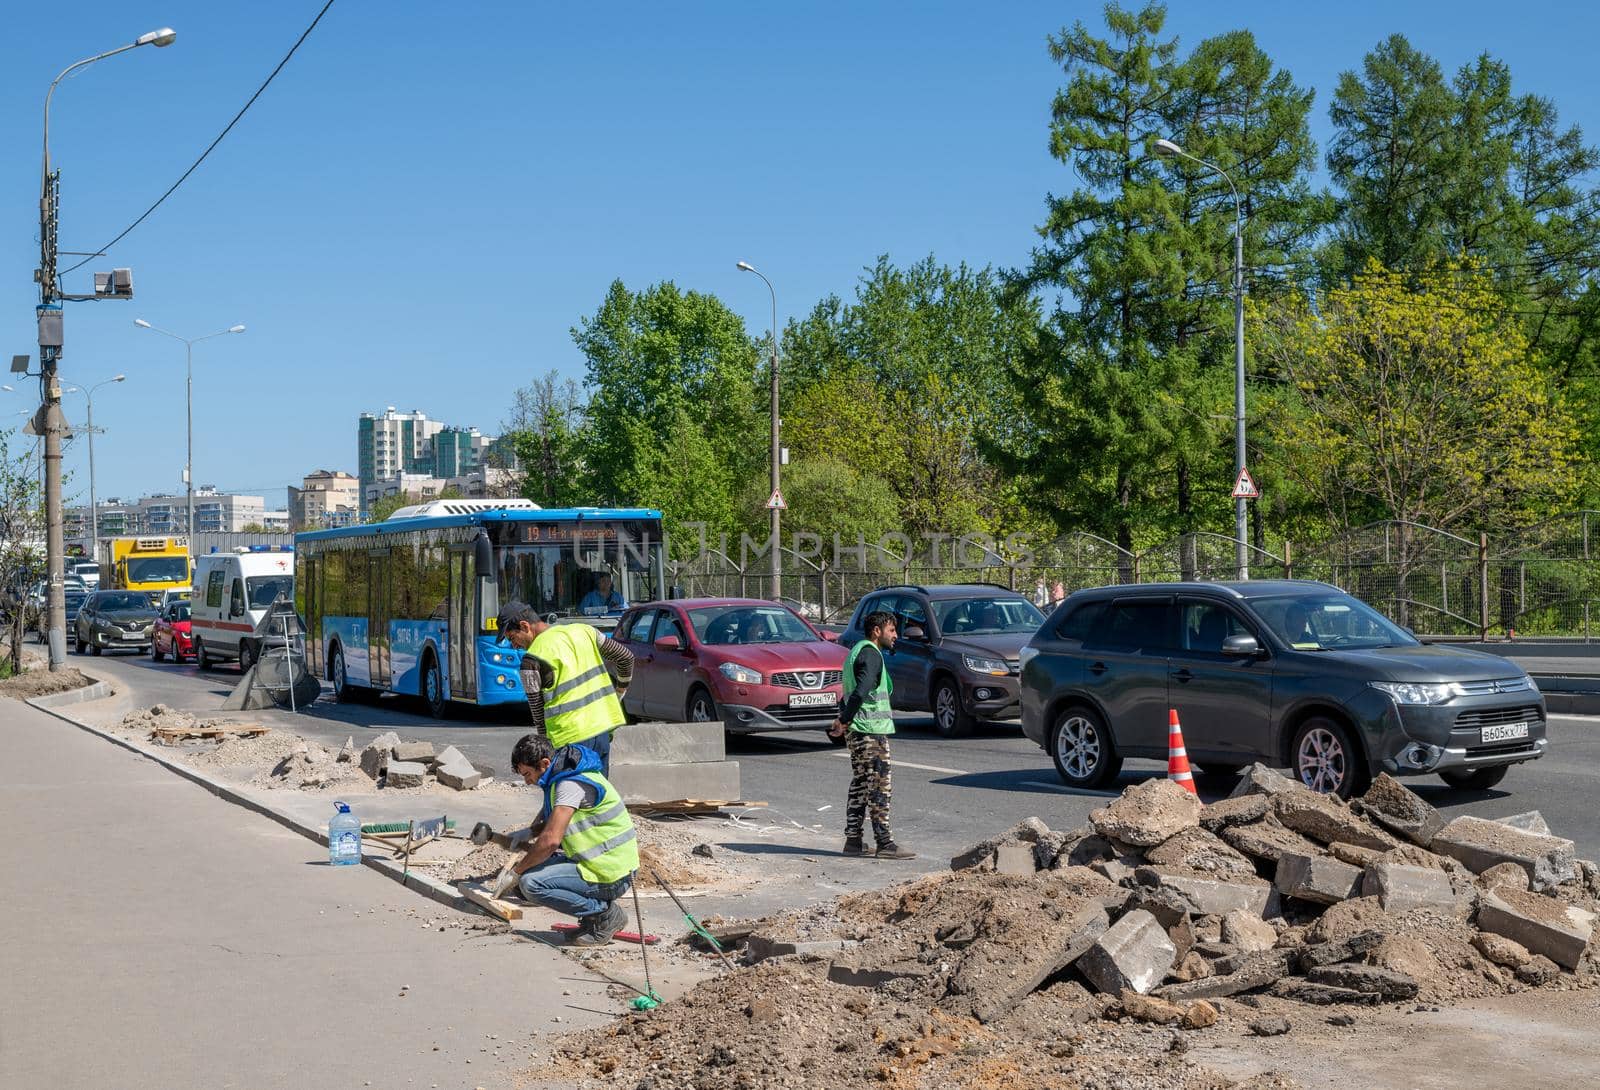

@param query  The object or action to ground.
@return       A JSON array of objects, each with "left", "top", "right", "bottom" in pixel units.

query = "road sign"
[
  {"left": 766, "top": 489, "right": 786, "bottom": 510},
  {"left": 1231, "top": 467, "right": 1260, "bottom": 500}
]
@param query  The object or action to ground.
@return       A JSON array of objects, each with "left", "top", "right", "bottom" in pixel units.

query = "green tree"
[
  {"left": 504, "top": 371, "right": 589, "bottom": 507},
  {"left": 0, "top": 431, "right": 44, "bottom": 674},
  {"left": 737, "top": 458, "right": 900, "bottom": 550},
  {"left": 365, "top": 486, "right": 463, "bottom": 524}
]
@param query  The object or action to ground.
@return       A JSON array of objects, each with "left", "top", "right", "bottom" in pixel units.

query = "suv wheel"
[
  {"left": 1050, "top": 706, "right": 1122, "bottom": 789},
  {"left": 687, "top": 687, "right": 717, "bottom": 724},
  {"left": 931, "top": 677, "right": 974, "bottom": 738},
  {"left": 1291, "top": 716, "right": 1369, "bottom": 799},
  {"left": 1439, "top": 765, "right": 1508, "bottom": 791}
]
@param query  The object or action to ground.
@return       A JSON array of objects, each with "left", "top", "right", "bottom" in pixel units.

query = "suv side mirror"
[
  {"left": 902, "top": 623, "right": 927, "bottom": 642},
  {"left": 653, "top": 634, "right": 683, "bottom": 652},
  {"left": 1221, "top": 634, "right": 1263, "bottom": 658}
]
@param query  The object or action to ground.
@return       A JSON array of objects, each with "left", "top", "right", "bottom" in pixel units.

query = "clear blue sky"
[{"left": 3, "top": 1, "right": 1596, "bottom": 507}]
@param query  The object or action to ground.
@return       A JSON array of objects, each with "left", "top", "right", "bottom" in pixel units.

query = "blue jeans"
[
  {"left": 519, "top": 856, "right": 630, "bottom": 919},
  {"left": 580, "top": 729, "right": 613, "bottom": 777}
]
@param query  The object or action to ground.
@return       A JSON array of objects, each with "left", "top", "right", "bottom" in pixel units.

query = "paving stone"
[
  {"left": 1090, "top": 779, "right": 1203, "bottom": 847},
  {"left": 1091, "top": 859, "right": 1138, "bottom": 884},
  {"left": 1135, "top": 867, "right": 1275, "bottom": 917},
  {"left": 957, "top": 900, "right": 1110, "bottom": 1023},
  {"left": 991, "top": 842, "right": 1038, "bottom": 875},
  {"left": 1221, "top": 909, "right": 1278, "bottom": 953},
  {"left": 1306, "top": 964, "right": 1418, "bottom": 1000},
  {"left": 1077, "top": 909, "right": 1177, "bottom": 996},
  {"left": 1476, "top": 886, "right": 1596, "bottom": 969},
  {"left": 1274, "top": 852, "right": 1363, "bottom": 905},
  {"left": 1471, "top": 932, "right": 1531, "bottom": 969},
  {"left": 1293, "top": 929, "right": 1386, "bottom": 972},
  {"left": 1155, "top": 950, "right": 1292, "bottom": 1001},
  {"left": 383, "top": 759, "right": 428, "bottom": 788},
  {"left": 359, "top": 731, "right": 400, "bottom": 778},
  {"left": 1476, "top": 861, "right": 1532, "bottom": 894},
  {"left": 1145, "top": 827, "right": 1259, "bottom": 881},
  {"left": 1359, "top": 862, "right": 1459, "bottom": 914},
  {"left": 950, "top": 816, "right": 1053, "bottom": 871},
  {"left": 1495, "top": 811, "right": 1552, "bottom": 837},
  {"left": 1430, "top": 815, "right": 1578, "bottom": 892},
  {"left": 433, "top": 744, "right": 468, "bottom": 768},
  {"left": 391, "top": 740, "right": 435, "bottom": 762},
  {"left": 1220, "top": 817, "right": 1324, "bottom": 864},
  {"left": 1329, "top": 842, "right": 1384, "bottom": 868},
  {"left": 1227, "top": 763, "right": 1306, "bottom": 799},
  {"left": 1274, "top": 792, "right": 1398, "bottom": 852},
  {"left": 1357, "top": 773, "right": 1445, "bottom": 846},
  {"left": 1270, "top": 980, "right": 1381, "bottom": 1006},
  {"left": 437, "top": 766, "right": 485, "bottom": 790},
  {"left": 1198, "top": 794, "right": 1272, "bottom": 832}
]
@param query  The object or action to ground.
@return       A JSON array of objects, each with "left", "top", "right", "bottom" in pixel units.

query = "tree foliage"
[
  {"left": 0, "top": 431, "right": 44, "bottom": 674},
  {"left": 504, "top": 371, "right": 589, "bottom": 507}
]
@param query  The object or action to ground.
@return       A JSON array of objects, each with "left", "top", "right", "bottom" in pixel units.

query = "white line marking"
[
  {"left": 1546, "top": 713, "right": 1600, "bottom": 721},
  {"left": 829, "top": 751, "right": 968, "bottom": 776}
]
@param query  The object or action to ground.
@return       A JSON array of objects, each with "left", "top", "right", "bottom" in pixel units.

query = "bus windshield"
[
  {"left": 496, "top": 541, "right": 662, "bottom": 618},
  {"left": 126, "top": 557, "right": 189, "bottom": 584}
]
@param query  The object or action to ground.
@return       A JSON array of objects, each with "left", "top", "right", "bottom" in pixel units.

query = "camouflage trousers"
[{"left": 844, "top": 731, "right": 893, "bottom": 845}]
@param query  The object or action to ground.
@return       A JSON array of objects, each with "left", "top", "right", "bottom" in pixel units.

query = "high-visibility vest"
[
  {"left": 843, "top": 639, "right": 894, "bottom": 735},
  {"left": 528, "top": 623, "right": 624, "bottom": 747},
  {"left": 544, "top": 769, "right": 638, "bottom": 885}
]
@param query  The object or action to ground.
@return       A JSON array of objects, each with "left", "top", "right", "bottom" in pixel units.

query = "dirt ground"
[{"left": 0, "top": 665, "right": 92, "bottom": 699}]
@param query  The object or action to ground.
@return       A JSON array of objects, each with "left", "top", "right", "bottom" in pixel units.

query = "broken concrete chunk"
[
  {"left": 1116, "top": 990, "right": 1186, "bottom": 1025},
  {"left": 1221, "top": 909, "right": 1278, "bottom": 954},
  {"left": 949, "top": 816, "right": 1052, "bottom": 871},
  {"left": 391, "top": 739, "right": 435, "bottom": 762},
  {"left": 1156, "top": 950, "right": 1292, "bottom": 1001},
  {"left": 957, "top": 900, "right": 1110, "bottom": 1023},
  {"left": 1495, "top": 811, "right": 1552, "bottom": 837},
  {"left": 1270, "top": 980, "right": 1380, "bottom": 1006},
  {"left": 1145, "top": 827, "right": 1259, "bottom": 882},
  {"left": 1169, "top": 950, "right": 1213, "bottom": 983},
  {"left": 1076, "top": 909, "right": 1177, "bottom": 996},
  {"left": 1306, "top": 964, "right": 1418, "bottom": 1000},
  {"left": 1249, "top": 1015, "right": 1292, "bottom": 1035},
  {"left": 436, "top": 766, "right": 484, "bottom": 790},
  {"left": 383, "top": 759, "right": 428, "bottom": 788},
  {"left": 360, "top": 731, "right": 400, "bottom": 778},
  {"left": 1471, "top": 932, "right": 1531, "bottom": 969},
  {"left": 1136, "top": 867, "right": 1276, "bottom": 918},
  {"left": 1227, "top": 763, "right": 1305, "bottom": 799},
  {"left": 1359, "top": 862, "right": 1460, "bottom": 915},
  {"left": 1476, "top": 886, "right": 1596, "bottom": 970},
  {"left": 1034, "top": 828, "right": 1084, "bottom": 870},
  {"left": 993, "top": 842, "right": 1037, "bottom": 875},
  {"left": 746, "top": 936, "right": 860, "bottom": 964},
  {"left": 1220, "top": 817, "right": 1324, "bottom": 864},
  {"left": 1090, "top": 778, "right": 1203, "bottom": 847},
  {"left": 1515, "top": 955, "right": 1560, "bottom": 986},
  {"left": 432, "top": 744, "right": 468, "bottom": 768},
  {"left": 1293, "top": 929, "right": 1386, "bottom": 972},
  {"left": 1199, "top": 793, "right": 1272, "bottom": 831},
  {"left": 1430, "top": 815, "right": 1577, "bottom": 892},
  {"left": 826, "top": 959, "right": 934, "bottom": 989},
  {"left": 1181, "top": 999, "right": 1219, "bottom": 1029},
  {"left": 1275, "top": 852, "right": 1363, "bottom": 905},
  {"left": 1274, "top": 792, "right": 1399, "bottom": 852},
  {"left": 1328, "top": 842, "right": 1384, "bottom": 868},
  {"left": 336, "top": 736, "right": 357, "bottom": 763},
  {"left": 1356, "top": 773, "right": 1444, "bottom": 847}
]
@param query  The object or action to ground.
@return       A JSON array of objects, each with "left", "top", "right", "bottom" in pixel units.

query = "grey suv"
[
  {"left": 840, "top": 584, "right": 1046, "bottom": 737},
  {"left": 1019, "top": 580, "right": 1546, "bottom": 797},
  {"left": 74, "top": 590, "right": 160, "bottom": 655}
]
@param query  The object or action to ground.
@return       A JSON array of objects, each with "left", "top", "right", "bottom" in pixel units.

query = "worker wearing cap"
[{"left": 496, "top": 600, "right": 633, "bottom": 775}]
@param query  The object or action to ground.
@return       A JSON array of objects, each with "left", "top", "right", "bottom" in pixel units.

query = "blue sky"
[{"left": 3, "top": 1, "right": 1596, "bottom": 506}]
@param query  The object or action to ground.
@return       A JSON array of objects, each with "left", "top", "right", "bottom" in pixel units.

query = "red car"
[
  {"left": 151, "top": 599, "right": 194, "bottom": 663},
  {"left": 615, "top": 598, "right": 847, "bottom": 736}
]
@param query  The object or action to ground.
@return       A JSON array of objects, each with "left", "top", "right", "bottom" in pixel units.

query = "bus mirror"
[{"left": 473, "top": 532, "right": 493, "bottom": 574}]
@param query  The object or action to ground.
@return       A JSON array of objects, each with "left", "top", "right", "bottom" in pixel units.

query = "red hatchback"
[
  {"left": 615, "top": 598, "right": 847, "bottom": 735},
  {"left": 151, "top": 599, "right": 193, "bottom": 663}
]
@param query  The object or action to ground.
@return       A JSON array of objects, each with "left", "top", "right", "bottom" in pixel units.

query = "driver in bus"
[{"left": 578, "top": 572, "right": 625, "bottom": 615}]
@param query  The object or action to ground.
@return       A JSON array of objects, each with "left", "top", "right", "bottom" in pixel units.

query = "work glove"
[{"left": 487, "top": 862, "right": 520, "bottom": 898}]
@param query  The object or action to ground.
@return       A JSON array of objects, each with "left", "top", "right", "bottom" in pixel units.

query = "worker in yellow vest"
[
  {"left": 494, "top": 732, "right": 639, "bottom": 945},
  {"left": 496, "top": 601, "right": 633, "bottom": 775}
]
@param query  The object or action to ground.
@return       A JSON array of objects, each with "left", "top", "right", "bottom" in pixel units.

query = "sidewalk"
[{"left": 0, "top": 698, "right": 615, "bottom": 1090}]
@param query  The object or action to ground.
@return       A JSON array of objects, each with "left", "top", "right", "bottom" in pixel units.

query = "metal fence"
[{"left": 665, "top": 512, "right": 1600, "bottom": 638}]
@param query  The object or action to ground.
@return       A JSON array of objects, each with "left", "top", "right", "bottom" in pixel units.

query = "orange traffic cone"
[{"left": 1167, "top": 708, "right": 1197, "bottom": 795}]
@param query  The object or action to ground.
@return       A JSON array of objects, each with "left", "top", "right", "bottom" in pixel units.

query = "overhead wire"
[{"left": 57, "top": 0, "right": 338, "bottom": 282}]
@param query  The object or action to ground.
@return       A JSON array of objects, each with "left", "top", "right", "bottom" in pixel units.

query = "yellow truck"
[{"left": 97, "top": 536, "right": 192, "bottom": 594}]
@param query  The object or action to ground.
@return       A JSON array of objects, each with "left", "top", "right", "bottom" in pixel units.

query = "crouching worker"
[{"left": 496, "top": 732, "right": 638, "bottom": 945}]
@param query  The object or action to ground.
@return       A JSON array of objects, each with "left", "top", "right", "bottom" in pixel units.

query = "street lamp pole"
[
  {"left": 37, "top": 27, "right": 176, "bottom": 670},
  {"left": 1154, "top": 138, "right": 1249, "bottom": 579},
  {"left": 737, "top": 261, "right": 781, "bottom": 601},
  {"left": 133, "top": 321, "right": 245, "bottom": 538}
]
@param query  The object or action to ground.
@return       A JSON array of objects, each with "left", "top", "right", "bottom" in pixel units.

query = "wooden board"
[
  {"left": 460, "top": 882, "right": 523, "bottom": 921},
  {"left": 151, "top": 723, "right": 269, "bottom": 742},
  {"left": 634, "top": 799, "right": 768, "bottom": 815}
]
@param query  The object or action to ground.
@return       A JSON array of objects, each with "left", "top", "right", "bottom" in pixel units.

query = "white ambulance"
[{"left": 191, "top": 546, "right": 295, "bottom": 671}]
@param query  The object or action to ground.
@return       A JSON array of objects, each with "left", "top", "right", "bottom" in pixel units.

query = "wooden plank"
[
  {"left": 460, "top": 882, "right": 523, "bottom": 921},
  {"left": 634, "top": 799, "right": 768, "bottom": 814}
]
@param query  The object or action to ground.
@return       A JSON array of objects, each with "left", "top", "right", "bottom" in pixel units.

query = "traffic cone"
[{"left": 1167, "top": 708, "right": 1197, "bottom": 795}]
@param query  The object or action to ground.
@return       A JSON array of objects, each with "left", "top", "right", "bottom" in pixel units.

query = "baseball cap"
[{"left": 495, "top": 600, "right": 538, "bottom": 643}]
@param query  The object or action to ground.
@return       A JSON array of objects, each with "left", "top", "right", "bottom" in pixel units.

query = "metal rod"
[
  {"left": 649, "top": 867, "right": 736, "bottom": 972},
  {"left": 630, "top": 879, "right": 654, "bottom": 1000}
]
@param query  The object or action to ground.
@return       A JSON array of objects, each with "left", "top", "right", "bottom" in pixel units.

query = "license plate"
[
  {"left": 788, "top": 692, "right": 838, "bottom": 708},
  {"left": 1480, "top": 721, "right": 1529, "bottom": 744}
]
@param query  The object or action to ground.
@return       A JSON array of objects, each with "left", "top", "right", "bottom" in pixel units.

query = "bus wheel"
[
  {"left": 332, "top": 645, "right": 354, "bottom": 702},
  {"left": 421, "top": 652, "right": 448, "bottom": 719}
]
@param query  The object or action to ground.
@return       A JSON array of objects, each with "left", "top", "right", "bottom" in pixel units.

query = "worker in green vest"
[
  {"left": 496, "top": 601, "right": 633, "bottom": 775},
  {"left": 493, "top": 732, "right": 639, "bottom": 945},
  {"left": 829, "top": 609, "right": 915, "bottom": 859}
]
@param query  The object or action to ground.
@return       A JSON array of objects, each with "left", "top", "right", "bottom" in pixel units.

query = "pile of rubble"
[
  {"left": 539, "top": 766, "right": 1598, "bottom": 1089},
  {"left": 287, "top": 730, "right": 493, "bottom": 792},
  {"left": 120, "top": 703, "right": 222, "bottom": 735}
]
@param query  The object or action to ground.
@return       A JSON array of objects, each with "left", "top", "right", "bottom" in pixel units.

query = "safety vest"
[
  {"left": 529, "top": 623, "right": 625, "bottom": 747},
  {"left": 843, "top": 639, "right": 894, "bottom": 735},
  {"left": 543, "top": 768, "right": 638, "bottom": 885}
]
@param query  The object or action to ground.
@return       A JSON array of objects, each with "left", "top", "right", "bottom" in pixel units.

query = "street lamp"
[
  {"left": 737, "top": 261, "right": 782, "bottom": 601},
  {"left": 1154, "top": 137, "right": 1249, "bottom": 579},
  {"left": 64, "top": 375, "right": 125, "bottom": 553},
  {"left": 134, "top": 320, "right": 244, "bottom": 539},
  {"left": 36, "top": 28, "right": 176, "bottom": 670}
]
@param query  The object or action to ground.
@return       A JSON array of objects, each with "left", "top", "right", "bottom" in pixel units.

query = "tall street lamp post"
[
  {"left": 37, "top": 27, "right": 176, "bottom": 669},
  {"left": 70, "top": 375, "right": 125, "bottom": 552},
  {"left": 737, "top": 261, "right": 781, "bottom": 600},
  {"left": 1154, "top": 138, "right": 1249, "bottom": 579},
  {"left": 133, "top": 320, "right": 244, "bottom": 537}
]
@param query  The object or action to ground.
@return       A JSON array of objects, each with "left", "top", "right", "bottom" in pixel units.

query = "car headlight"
[
  {"left": 963, "top": 654, "right": 1010, "bottom": 676},
  {"left": 719, "top": 662, "right": 762, "bottom": 684},
  {"left": 1369, "top": 681, "right": 1465, "bottom": 706}
]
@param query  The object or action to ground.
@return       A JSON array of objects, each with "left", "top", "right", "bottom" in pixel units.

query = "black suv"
[
  {"left": 1019, "top": 580, "right": 1546, "bottom": 797},
  {"left": 840, "top": 584, "right": 1046, "bottom": 737}
]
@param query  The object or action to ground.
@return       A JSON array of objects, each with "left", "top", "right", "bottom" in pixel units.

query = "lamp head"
[
  {"left": 112, "top": 374, "right": 126, "bottom": 383},
  {"left": 137, "top": 28, "right": 177, "bottom": 48},
  {"left": 228, "top": 325, "right": 246, "bottom": 334},
  {"left": 1154, "top": 138, "right": 1184, "bottom": 158},
  {"left": 133, "top": 318, "right": 151, "bottom": 329},
  {"left": 736, "top": 261, "right": 755, "bottom": 273}
]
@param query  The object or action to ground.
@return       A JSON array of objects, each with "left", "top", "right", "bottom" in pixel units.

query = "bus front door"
[
  {"left": 368, "top": 554, "right": 391, "bottom": 690},
  {"left": 449, "top": 549, "right": 476, "bottom": 701}
]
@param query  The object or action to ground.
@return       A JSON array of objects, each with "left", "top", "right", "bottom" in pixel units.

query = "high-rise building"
[
  {"left": 357, "top": 408, "right": 518, "bottom": 515},
  {"left": 288, "top": 469, "right": 360, "bottom": 530}
]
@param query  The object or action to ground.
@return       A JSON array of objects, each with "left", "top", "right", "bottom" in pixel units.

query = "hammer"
[{"left": 471, "top": 821, "right": 535, "bottom": 850}]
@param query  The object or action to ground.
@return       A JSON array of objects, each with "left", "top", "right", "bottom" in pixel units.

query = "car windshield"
[
  {"left": 246, "top": 576, "right": 292, "bottom": 609},
  {"left": 1254, "top": 593, "right": 1416, "bottom": 650},
  {"left": 935, "top": 596, "right": 1045, "bottom": 635},
  {"left": 126, "top": 557, "right": 189, "bottom": 584},
  {"left": 687, "top": 604, "right": 818, "bottom": 645},
  {"left": 98, "top": 592, "right": 153, "bottom": 611}
]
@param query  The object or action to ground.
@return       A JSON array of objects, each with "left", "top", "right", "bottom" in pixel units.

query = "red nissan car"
[
  {"left": 151, "top": 599, "right": 194, "bottom": 663},
  {"left": 614, "top": 598, "right": 848, "bottom": 736}
]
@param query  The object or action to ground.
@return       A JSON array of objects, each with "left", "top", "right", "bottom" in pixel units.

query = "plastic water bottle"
[{"left": 329, "top": 801, "right": 361, "bottom": 866}]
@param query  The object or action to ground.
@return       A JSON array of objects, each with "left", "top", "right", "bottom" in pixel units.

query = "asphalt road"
[{"left": 72, "top": 649, "right": 1600, "bottom": 864}]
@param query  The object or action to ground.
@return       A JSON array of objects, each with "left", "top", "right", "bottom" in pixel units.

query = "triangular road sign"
[
  {"left": 1231, "top": 466, "right": 1260, "bottom": 500},
  {"left": 766, "top": 489, "right": 787, "bottom": 510}
]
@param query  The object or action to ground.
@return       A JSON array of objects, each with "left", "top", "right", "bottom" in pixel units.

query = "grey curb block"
[{"left": 25, "top": 677, "right": 479, "bottom": 917}]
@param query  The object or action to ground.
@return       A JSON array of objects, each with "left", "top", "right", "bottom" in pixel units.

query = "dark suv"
[
  {"left": 1019, "top": 580, "right": 1546, "bottom": 797},
  {"left": 74, "top": 589, "right": 160, "bottom": 655},
  {"left": 840, "top": 584, "right": 1046, "bottom": 737}
]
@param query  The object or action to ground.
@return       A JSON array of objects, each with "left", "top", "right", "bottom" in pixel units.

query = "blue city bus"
[{"left": 294, "top": 501, "right": 665, "bottom": 717}]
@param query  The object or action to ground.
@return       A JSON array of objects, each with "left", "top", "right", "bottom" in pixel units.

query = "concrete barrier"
[{"left": 611, "top": 720, "right": 726, "bottom": 765}]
